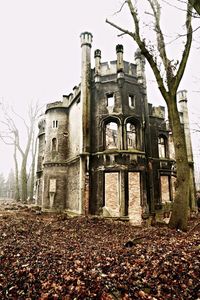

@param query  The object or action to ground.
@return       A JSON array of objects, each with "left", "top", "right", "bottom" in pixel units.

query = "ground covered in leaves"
[{"left": 0, "top": 202, "right": 200, "bottom": 300}]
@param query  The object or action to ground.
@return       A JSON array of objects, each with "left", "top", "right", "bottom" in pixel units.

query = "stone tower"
[{"left": 42, "top": 102, "right": 68, "bottom": 210}]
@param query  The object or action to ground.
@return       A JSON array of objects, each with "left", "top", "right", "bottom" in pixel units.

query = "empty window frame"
[
  {"left": 106, "top": 94, "right": 115, "bottom": 107},
  {"left": 52, "top": 120, "right": 58, "bottom": 128},
  {"left": 105, "top": 122, "right": 118, "bottom": 149},
  {"left": 126, "top": 122, "right": 136, "bottom": 149},
  {"left": 128, "top": 94, "right": 135, "bottom": 108},
  {"left": 158, "top": 136, "right": 167, "bottom": 158}
]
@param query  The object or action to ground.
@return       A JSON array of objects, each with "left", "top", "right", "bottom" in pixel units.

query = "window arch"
[
  {"left": 158, "top": 135, "right": 168, "bottom": 158},
  {"left": 126, "top": 122, "right": 136, "bottom": 149},
  {"left": 105, "top": 121, "right": 118, "bottom": 149},
  {"left": 52, "top": 138, "right": 57, "bottom": 152}
]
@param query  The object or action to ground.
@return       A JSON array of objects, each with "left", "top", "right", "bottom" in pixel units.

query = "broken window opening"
[
  {"left": 158, "top": 136, "right": 167, "bottom": 158},
  {"left": 105, "top": 122, "right": 118, "bottom": 149},
  {"left": 129, "top": 94, "right": 135, "bottom": 108},
  {"left": 107, "top": 94, "right": 115, "bottom": 107},
  {"left": 126, "top": 122, "right": 136, "bottom": 149}
]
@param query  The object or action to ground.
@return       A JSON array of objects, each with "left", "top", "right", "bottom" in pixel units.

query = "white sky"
[{"left": 0, "top": 0, "right": 200, "bottom": 179}]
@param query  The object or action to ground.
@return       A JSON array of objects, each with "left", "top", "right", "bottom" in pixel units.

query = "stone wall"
[
  {"left": 42, "top": 165, "right": 67, "bottom": 210},
  {"left": 66, "top": 160, "right": 80, "bottom": 212},
  {"left": 68, "top": 101, "right": 81, "bottom": 157}
]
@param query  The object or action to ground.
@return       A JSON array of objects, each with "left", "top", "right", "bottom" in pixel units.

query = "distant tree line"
[{"left": 0, "top": 170, "right": 15, "bottom": 199}]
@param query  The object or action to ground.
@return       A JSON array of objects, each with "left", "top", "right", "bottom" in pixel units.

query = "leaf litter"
[{"left": 0, "top": 203, "right": 200, "bottom": 299}]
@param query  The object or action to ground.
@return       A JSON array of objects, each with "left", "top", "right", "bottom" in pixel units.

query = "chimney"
[
  {"left": 135, "top": 48, "right": 146, "bottom": 87},
  {"left": 94, "top": 49, "right": 101, "bottom": 75},
  {"left": 116, "top": 44, "right": 125, "bottom": 87},
  {"left": 116, "top": 44, "right": 124, "bottom": 72},
  {"left": 80, "top": 31, "right": 93, "bottom": 152}
]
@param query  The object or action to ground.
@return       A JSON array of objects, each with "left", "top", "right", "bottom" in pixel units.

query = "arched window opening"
[
  {"left": 52, "top": 138, "right": 57, "bottom": 152},
  {"left": 126, "top": 122, "right": 136, "bottom": 149},
  {"left": 105, "top": 122, "right": 118, "bottom": 149},
  {"left": 158, "top": 136, "right": 167, "bottom": 158}
]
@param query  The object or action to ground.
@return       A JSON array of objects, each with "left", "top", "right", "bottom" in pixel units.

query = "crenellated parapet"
[{"left": 151, "top": 106, "right": 166, "bottom": 119}]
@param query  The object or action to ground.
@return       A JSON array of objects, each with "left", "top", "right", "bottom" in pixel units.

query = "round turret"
[
  {"left": 44, "top": 105, "right": 68, "bottom": 163},
  {"left": 80, "top": 32, "right": 93, "bottom": 48}
]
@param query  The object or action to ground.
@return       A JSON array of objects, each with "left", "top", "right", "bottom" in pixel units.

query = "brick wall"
[
  {"left": 104, "top": 172, "right": 120, "bottom": 217},
  {"left": 160, "top": 175, "right": 170, "bottom": 203},
  {"left": 128, "top": 172, "right": 142, "bottom": 225}
]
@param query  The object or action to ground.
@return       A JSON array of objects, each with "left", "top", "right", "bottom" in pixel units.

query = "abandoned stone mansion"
[{"left": 35, "top": 32, "right": 195, "bottom": 224}]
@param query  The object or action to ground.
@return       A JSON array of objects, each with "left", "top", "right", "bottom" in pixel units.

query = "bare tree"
[
  {"left": 107, "top": 0, "right": 193, "bottom": 231},
  {"left": 0, "top": 102, "right": 39, "bottom": 203},
  {"left": 28, "top": 131, "right": 38, "bottom": 203},
  {"left": 189, "top": 0, "right": 200, "bottom": 15}
]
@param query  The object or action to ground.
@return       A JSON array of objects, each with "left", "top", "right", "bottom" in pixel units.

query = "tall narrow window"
[
  {"left": 52, "top": 138, "right": 57, "bottom": 152},
  {"left": 126, "top": 122, "right": 136, "bottom": 149},
  {"left": 105, "top": 122, "right": 118, "bottom": 149},
  {"left": 158, "top": 136, "right": 167, "bottom": 158},
  {"left": 129, "top": 95, "right": 135, "bottom": 108},
  {"left": 107, "top": 94, "right": 114, "bottom": 107},
  {"left": 52, "top": 120, "right": 58, "bottom": 128}
]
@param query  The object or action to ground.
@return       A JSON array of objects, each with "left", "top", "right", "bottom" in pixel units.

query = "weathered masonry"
[{"left": 35, "top": 32, "right": 195, "bottom": 224}]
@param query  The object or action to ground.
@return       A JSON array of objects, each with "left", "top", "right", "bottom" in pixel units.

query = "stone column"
[{"left": 79, "top": 32, "right": 93, "bottom": 214}]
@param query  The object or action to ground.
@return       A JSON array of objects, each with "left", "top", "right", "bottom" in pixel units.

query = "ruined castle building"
[{"left": 35, "top": 32, "right": 195, "bottom": 224}]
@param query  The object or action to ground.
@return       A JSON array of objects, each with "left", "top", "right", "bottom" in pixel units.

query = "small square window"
[
  {"left": 107, "top": 94, "right": 114, "bottom": 107},
  {"left": 129, "top": 95, "right": 135, "bottom": 108}
]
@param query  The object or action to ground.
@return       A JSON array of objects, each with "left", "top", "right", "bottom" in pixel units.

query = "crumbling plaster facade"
[{"left": 35, "top": 32, "right": 195, "bottom": 224}]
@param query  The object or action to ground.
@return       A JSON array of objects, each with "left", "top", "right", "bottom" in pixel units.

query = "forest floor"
[{"left": 0, "top": 200, "right": 200, "bottom": 300}]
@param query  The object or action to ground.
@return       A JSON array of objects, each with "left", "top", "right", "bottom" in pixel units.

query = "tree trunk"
[
  {"left": 189, "top": 0, "right": 200, "bottom": 15},
  {"left": 168, "top": 96, "right": 190, "bottom": 231},
  {"left": 13, "top": 145, "right": 20, "bottom": 201},
  {"left": 21, "top": 157, "right": 28, "bottom": 203}
]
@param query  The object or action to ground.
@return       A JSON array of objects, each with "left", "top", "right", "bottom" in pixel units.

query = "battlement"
[
  {"left": 63, "top": 84, "right": 81, "bottom": 107},
  {"left": 46, "top": 101, "right": 65, "bottom": 111},
  {"left": 45, "top": 84, "right": 81, "bottom": 113},
  {"left": 151, "top": 105, "right": 165, "bottom": 119},
  {"left": 99, "top": 60, "right": 137, "bottom": 77}
]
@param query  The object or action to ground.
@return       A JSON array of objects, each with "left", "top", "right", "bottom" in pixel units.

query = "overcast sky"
[{"left": 0, "top": 0, "right": 200, "bottom": 178}]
